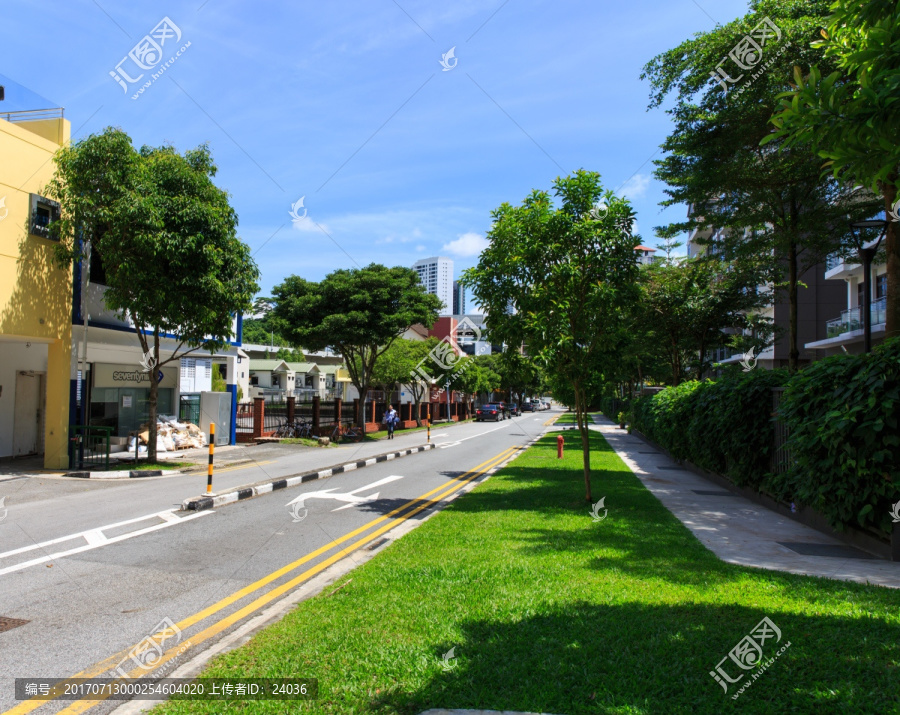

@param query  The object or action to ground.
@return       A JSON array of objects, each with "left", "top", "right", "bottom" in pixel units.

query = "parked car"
[
  {"left": 521, "top": 401, "right": 535, "bottom": 412},
  {"left": 476, "top": 404, "right": 504, "bottom": 421},
  {"left": 509, "top": 402, "right": 521, "bottom": 416}
]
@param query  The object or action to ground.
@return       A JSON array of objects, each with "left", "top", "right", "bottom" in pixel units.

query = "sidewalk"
[{"left": 588, "top": 414, "right": 900, "bottom": 589}]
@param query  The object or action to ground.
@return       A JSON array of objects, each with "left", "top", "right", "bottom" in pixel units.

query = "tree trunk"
[
  {"left": 574, "top": 383, "right": 592, "bottom": 503},
  {"left": 788, "top": 243, "right": 799, "bottom": 372},
  {"left": 147, "top": 335, "right": 159, "bottom": 463},
  {"left": 884, "top": 180, "right": 899, "bottom": 340},
  {"left": 357, "top": 386, "right": 368, "bottom": 431}
]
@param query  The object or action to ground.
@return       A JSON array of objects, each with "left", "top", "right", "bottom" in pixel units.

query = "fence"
[
  {"left": 236, "top": 402, "right": 254, "bottom": 441},
  {"left": 178, "top": 394, "right": 201, "bottom": 425},
  {"left": 771, "top": 387, "right": 792, "bottom": 474},
  {"left": 68, "top": 425, "right": 113, "bottom": 471}
]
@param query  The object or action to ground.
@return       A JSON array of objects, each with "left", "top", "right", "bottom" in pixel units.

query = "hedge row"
[
  {"left": 629, "top": 338, "right": 900, "bottom": 536},
  {"left": 630, "top": 369, "right": 789, "bottom": 488}
]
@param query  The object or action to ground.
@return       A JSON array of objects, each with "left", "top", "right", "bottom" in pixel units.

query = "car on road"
[
  {"left": 476, "top": 404, "right": 504, "bottom": 421},
  {"left": 521, "top": 402, "right": 535, "bottom": 412},
  {"left": 508, "top": 402, "right": 521, "bottom": 416}
]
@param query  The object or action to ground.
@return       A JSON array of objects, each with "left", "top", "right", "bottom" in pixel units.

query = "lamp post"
[{"left": 849, "top": 219, "right": 888, "bottom": 353}]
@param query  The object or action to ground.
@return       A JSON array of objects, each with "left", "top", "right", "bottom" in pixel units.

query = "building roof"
[
  {"left": 248, "top": 359, "right": 289, "bottom": 372},
  {"left": 317, "top": 364, "right": 346, "bottom": 375},
  {"left": 285, "top": 362, "right": 318, "bottom": 373},
  {"left": 635, "top": 245, "right": 657, "bottom": 252}
]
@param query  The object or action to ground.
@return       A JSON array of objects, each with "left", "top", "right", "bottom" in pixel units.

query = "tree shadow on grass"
[{"left": 367, "top": 601, "right": 900, "bottom": 715}]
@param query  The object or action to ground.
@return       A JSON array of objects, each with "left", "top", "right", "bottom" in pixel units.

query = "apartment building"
[
  {"left": 412, "top": 256, "right": 453, "bottom": 315},
  {"left": 804, "top": 239, "right": 888, "bottom": 356}
]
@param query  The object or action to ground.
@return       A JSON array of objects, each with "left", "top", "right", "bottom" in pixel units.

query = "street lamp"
[{"left": 849, "top": 219, "right": 888, "bottom": 353}]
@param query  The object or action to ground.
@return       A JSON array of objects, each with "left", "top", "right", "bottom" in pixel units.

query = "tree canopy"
[
  {"left": 464, "top": 169, "right": 640, "bottom": 501},
  {"left": 47, "top": 127, "right": 259, "bottom": 460},
  {"left": 272, "top": 264, "right": 442, "bottom": 429}
]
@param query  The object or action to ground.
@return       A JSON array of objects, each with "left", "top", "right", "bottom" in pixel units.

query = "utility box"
[{"left": 200, "top": 391, "right": 232, "bottom": 446}]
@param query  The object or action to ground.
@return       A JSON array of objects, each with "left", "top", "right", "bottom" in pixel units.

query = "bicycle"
[
  {"left": 274, "top": 420, "right": 295, "bottom": 438},
  {"left": 294, "top": 421, "right": 313, "bottom": 439}
]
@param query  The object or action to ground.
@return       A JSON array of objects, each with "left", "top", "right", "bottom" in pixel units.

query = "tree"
[
  {"left": 765, "top": 0, "right": 900, "bottom": 339},
  {"left": 464, "top": 170, "right": 640, "bottom": 502},
  {"left": 369, "top": 337, "right": 440, "bottom": 425},
  {"left": 47, "top": 128, "right": 260, "bottom": 461},
  {"left": 638, "top": 258, "right": 774, "bottom": 385},
  {"left": 272, "top": 265, "right": 441, "bottom": 430},
  {"left": 642, "top": 0, "right": 881, "bottom": 371}
]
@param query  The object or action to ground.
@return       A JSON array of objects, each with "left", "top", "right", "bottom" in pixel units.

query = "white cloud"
[
  {"left": 290, "top": 215, "right": 329, "bottom": 234},
  {"left": 620, "top": 174, "right": 651, "bottom": 201},
  {"left": 442, "top": 232, "right": 488, "bottom": 257},
  {"left": 415, "top": 244, "right": 426, "bottom": 252}
]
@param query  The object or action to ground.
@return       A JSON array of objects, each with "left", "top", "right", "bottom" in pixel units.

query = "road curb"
[{"left": 181, "top": 443, "right": 437, "bottom": 512}]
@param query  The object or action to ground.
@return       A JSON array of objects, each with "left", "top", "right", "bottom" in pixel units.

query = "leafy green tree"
[
  {"left": 464, "top": 170, "right": 640, "bottom": 502},
  {"left": 638, "top": 258, "right": 774, "bottom": 385},
  {"left": 642, "top": 0, "right": 881, "bottom": 371},
  {"left": 48, "top": 128, "right": 259, "bottom": 461},
  {"left": 272, "top": 265, "right": 441, "bottom": 430},
  {"left": 765, "top": 0, "right": 900, "bottom": 338}
]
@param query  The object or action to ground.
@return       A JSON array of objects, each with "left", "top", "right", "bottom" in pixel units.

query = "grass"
[
  {"left": 108, "top": 461, "right": 194, "bottom": 471},
  {"left": 156, "top": 431, "right": 900, "bottom": 714},
  {"left": 278, "top": 437, "right": 332, "bottom": 448}
]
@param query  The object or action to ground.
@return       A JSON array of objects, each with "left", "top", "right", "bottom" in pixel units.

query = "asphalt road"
[{"left": 0, "top": 409, "right": 559, "bottom": 715}]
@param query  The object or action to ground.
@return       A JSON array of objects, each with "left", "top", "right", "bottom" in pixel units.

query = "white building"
[{"left": 412, "top": 256, "right": 453, "bottom": 315}]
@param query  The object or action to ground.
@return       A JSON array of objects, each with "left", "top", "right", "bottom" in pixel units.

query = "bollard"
[
  {"left": 207, "top": 423, "right": 215, "bottom": 494},
  {"left": 427, "top": 410, "right": 431, "bottom": 443},
  {"left": 557, "top": 434, "right": 564, "bottom": 459}
]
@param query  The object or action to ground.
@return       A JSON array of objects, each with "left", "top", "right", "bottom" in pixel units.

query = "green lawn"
[{"left": 157, "top": 431, "right": 900, "bottom": 714}]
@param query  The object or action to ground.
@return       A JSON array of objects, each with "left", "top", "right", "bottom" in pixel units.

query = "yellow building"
[{"left": 0, "top": 104, "right": 72, "bottom": 468}]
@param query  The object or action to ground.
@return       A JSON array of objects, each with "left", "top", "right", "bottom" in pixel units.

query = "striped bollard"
[{"left": 207, "top": 423, "right": 215, "bottom": 493}]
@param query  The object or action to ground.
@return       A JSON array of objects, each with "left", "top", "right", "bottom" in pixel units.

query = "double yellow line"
[{"left": 6, "top": 446, "right": 519, "bottom": 715}]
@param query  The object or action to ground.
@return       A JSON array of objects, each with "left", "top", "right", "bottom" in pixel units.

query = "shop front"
[{"left": 88, "top": 363, "right": 178, "bottom": 438}]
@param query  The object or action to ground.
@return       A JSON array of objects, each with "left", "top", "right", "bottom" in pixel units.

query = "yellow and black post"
[
  {"left": 427, "top": 409, "right": 431, "bottom": 444},
  {"left": 207, "top": 423, "right": 215, "bottom": 494}
]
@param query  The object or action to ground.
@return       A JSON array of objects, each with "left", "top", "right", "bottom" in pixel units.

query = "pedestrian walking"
[{"left": 385, "top": 404, "right": 399, "bottom": 439}]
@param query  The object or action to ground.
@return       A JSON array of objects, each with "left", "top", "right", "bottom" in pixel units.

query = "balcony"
[
  {"left": 826, "top": 297, "right": 887, "bottom": 338},
  {"left": 824, "top": 252, "right": 862, "bottom": 280}
]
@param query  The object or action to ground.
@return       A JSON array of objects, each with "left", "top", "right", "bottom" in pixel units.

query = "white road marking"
[
  {"left": 0, "top": 510, "right": 214, "bottom": 576},
  {"left": 285, "top": 475, "right": 404, "bottom": 512}
]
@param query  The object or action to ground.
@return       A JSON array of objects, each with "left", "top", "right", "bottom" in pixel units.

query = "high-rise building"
[
  {"left": 452, "top": 281, "right": 465, "bottom": 315},
  {"left": 412, "top": 256, "right": 453, "bottom": 315}
]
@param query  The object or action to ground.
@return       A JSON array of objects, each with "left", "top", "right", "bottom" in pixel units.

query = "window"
[
  {"left": 876, "top": 274, "right": 887, "bottom": 300},
  {"left": 29, "top": 194, "right": 61, "bottom": 239}
]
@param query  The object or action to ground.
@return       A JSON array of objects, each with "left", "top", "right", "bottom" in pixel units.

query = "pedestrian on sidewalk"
[{"left": 385, "top": 404, "right": 399, "bottom": 440}]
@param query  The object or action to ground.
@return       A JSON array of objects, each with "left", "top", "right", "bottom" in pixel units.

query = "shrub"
[
  {"left": 631, "top": 370, "right": 789, "bottom": 489},
  {"left": 774, "top": 338, "right": 900, "bottom": 535}
]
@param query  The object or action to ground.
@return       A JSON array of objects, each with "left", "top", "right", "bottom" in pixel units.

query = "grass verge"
[
  {"left": 156, "top": 431, "right": 900, "bottom": 714},
  {"left": 108, "top": 461, "right": 193, "bottom": 472}
]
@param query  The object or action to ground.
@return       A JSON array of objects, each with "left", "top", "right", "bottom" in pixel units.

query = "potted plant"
[{"left": 617, "top": 411, "right": 626, "bottom": 429}]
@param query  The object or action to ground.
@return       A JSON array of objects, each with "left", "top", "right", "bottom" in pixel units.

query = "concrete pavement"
[{"left": 586, "top": 414, "right": 900, "bottom": 589}]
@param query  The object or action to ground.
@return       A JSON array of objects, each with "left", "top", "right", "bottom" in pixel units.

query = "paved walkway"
[{"left": 580, "top": 414, "right": 900, "bottom": 590}]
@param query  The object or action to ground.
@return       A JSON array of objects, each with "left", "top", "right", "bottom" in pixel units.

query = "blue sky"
[{"left": 2, "top": 0, "right": 749, "bottom": 298}]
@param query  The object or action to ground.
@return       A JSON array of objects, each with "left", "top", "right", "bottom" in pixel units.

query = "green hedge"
[
  {"left": 631, "top": 369, "right": 789, "bottom": 487},
  {"left": 773, "top": 338, "right": 900, "bottom": 535},
  {"left": 630, "top": 338, "right": 900, "bottom": 536}
]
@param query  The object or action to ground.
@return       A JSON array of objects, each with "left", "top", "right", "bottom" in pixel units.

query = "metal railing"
[
  {"left": 1, "top": 107, "right": 65, "bottom": 122},
  {"left": 771, "top": 388, "right": 791, "bottom": 474},
  {"left": 825, "top": 297, "right": 887, "bottom": 338},
  {"left": 68, "top": 425, "right": 112, "bottom": 471}
]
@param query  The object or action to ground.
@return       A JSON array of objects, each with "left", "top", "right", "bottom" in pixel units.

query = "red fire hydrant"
[{"left": 557, "top": 434, "right": 564, "bottom": 459}]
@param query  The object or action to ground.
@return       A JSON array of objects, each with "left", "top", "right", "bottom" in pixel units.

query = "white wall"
[{"left": 0, "top": 341, "right": 49, "bottom": 459}]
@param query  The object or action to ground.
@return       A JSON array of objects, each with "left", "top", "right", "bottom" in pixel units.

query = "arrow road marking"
[{"left": 285, "top": 475, "right": 404, "bottom": 513}]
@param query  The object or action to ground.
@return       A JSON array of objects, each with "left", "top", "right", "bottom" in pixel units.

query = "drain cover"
[
  {"left": 777, "top": 542, "right": 875, "bottom": 560},
  {"left": 692, "top": 490, "right": 736, "bottom": 497},
  {"left": 655, "top": 465, "right": 684, "bottom": 470},
  {"left": 638, "top": 450, "right": 659, "bottom": 454},
  {"left": 0, "top": 617, "right": 30, "bottom": 633}
]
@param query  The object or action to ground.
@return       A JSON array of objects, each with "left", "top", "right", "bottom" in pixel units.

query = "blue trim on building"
[{"left": 226, "top": 384, "right": 237, "bottom": 445}]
